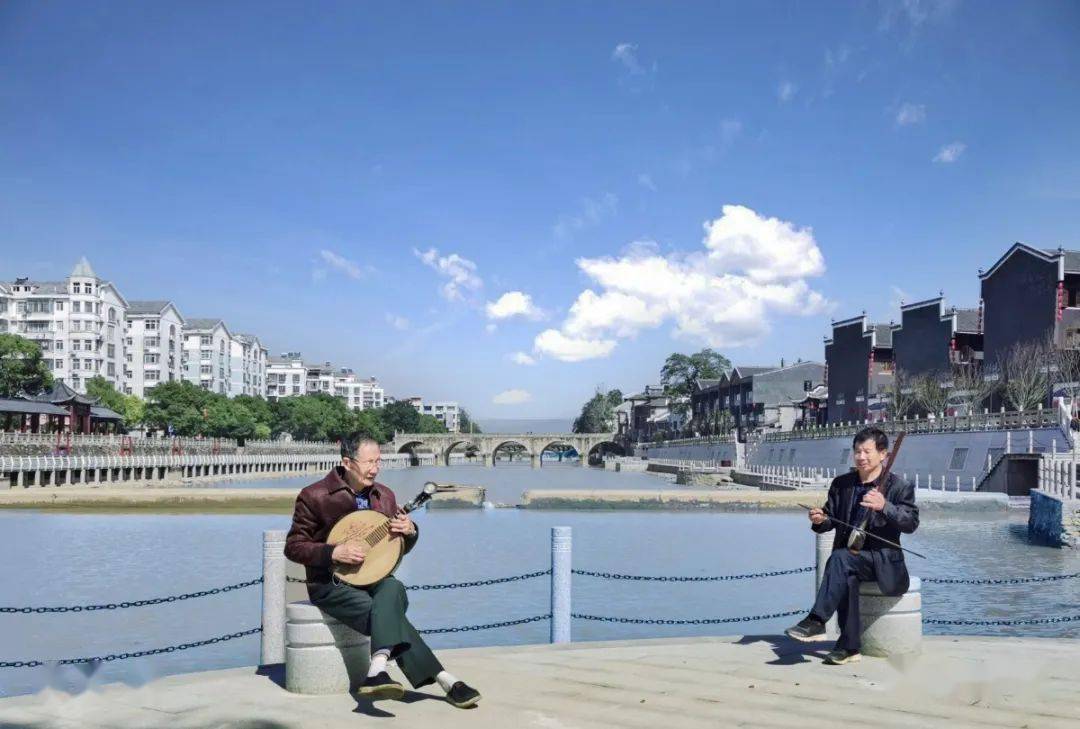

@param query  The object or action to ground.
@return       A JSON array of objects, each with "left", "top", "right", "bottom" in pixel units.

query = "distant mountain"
[{"left": 474, "top": 418, "right": 573, "bottom": 434}]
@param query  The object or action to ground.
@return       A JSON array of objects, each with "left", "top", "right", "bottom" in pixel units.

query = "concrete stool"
[
  {"left": 858, "top": 576, "right": 922, "bottom": 657},
  {"left": 285, "top": 601, "right": 371, "bottom": 694}
]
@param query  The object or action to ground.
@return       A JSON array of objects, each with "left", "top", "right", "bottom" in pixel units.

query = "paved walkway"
[{"left": 2, "top": 636, "right": 1077, "bottom": 728}]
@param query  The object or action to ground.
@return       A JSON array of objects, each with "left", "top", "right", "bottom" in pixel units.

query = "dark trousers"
[
  {"left": 308, "top": 576, "right": 444, "bottom": 689},
  {"left": 810, "top": 549, "right": 876, "bottom": 652}
]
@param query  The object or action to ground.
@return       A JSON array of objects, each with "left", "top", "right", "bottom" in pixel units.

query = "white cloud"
[
  {"left": 385, "top": 314, "right": 410, "bottom": 331},
  {"left": 319, "top": 249, "right": 365, "bottom": 280},
  {"left": 414, "top": 248, "right": 482, "bottom": 301},
  {"left": 895, "top": 102, "right": 926, "bottom": 126},
  {"left": 485, "top": 323, "right": 497, "bottom": 334},
  {"left": 933, "top": 142, "right": 966, "bottom": 164},
  {"left": 493, "top": 388, "right": 533, "bottom": 405},
  {"left": 510, "top": 351, "right": 537, "bottom": 366},
  {"left": 486, "top": 291, "right": 545, "bottom": 321},
  {"left": 637, "top": 173, "right": 657, "bottom": 191},
  {"left": 612, "top": 43, "right": 644, "bottom": 74},
  {"left": 880, "top": 0, "right": 960, "bottom": 31},
  {"left": 533, "top": 205, "right": 830, "bottom": 362},
  {"left": 553, "top": 192, "right": 618, "bottom": 239},
  {"left": 778, "top": 80, "right": 797, "bottom": 103},
  {"left": 533, "top": 329, "right": 618, "bottom": 363}
]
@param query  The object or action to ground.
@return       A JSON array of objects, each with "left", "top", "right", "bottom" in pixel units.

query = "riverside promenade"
[{"left": 1, "top": 635, "right": 1078, "bottom": 728}]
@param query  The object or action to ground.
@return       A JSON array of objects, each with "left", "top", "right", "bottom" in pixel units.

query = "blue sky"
[{"left": 2, "top": 1, "right": 1078, "bottom": 418}]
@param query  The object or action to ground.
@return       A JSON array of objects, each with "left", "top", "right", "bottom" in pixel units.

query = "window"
[
  {"left": 73, "top": 341, "right": 81, "bottom": 351},
  {"left": 145, "top": 337, "right": 159, "bottom": 347},
  {"left": 200, "top": 348, "right": 212, "bottom": 360},
  {"left": 84, "top": 359, "right": 93, "bottom": 370},
  {"left": 108, "top": 308, "right": 116, "bottom": 322},
  {"left": 73, "top": 283, "right": 81, "bottom": 294},
  {"left": 55, "top": 301, "right": 64, "bottom": 312},
  {"left": 54, "top": 358, "right": 63, "bottom": 369},
  {"left": 200, "top": 335, "right": 211, "bottom": 346},
  {"left": 146, "top": 370, "right": 159, "bottom": 382},
  {"left": 107, "top": 363, "right": 115, "bottom": 376},
  {"left": 169, "top": 325, "right": 176, "bottom": 336},
  {"left": 72, "top": 301, "right": 81, "bottom": 313},
  {"left": 86, "top": 284, "right": 93, "bottom": 295},
  {"left": 72, "top": 359, "right": 80, "bottom": 371},
  {"left": 145, "top": 319, "right": 156, "bottom": 330},
  {"left": 292, "top": 386, "right": 300, "bottom": 394},
  {"left": 55, "top": 340, "right": 63, "bottom": 351},
  {"left": 144, "top": 353, "right": 159, "bottom": 364},
  {"left": 292, "top": 374, "right": 300, "bottom": 383},
  {"left": 107, "top": 344, "right": 115, "bottom": 358},
  {"left": 200, "top": 365, "right": 212, "bottom": 375}
]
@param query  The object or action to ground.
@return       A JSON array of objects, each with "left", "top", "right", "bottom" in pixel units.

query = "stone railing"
[
  {"left": 0, "top": 432, "right": 339, "bottom": 457},
  {"left": 763, "top": 407, "right": 1061, "bottom": 443},
  {"left": 1039, "top": 456, "right": 1078, "bottom": 501}
]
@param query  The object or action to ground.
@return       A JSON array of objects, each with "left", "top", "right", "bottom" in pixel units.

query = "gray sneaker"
[
  {"left": 784, "top": 616, "right": 826, "bottom": 642},
  {"left": 823, "top": 649, "right": 861, "bottom": 665}
]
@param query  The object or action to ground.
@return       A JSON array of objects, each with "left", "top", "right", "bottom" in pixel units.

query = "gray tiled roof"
[
  {"left": 127, "top": 300, "right": 171, "bottom": 316},
  {"left": 184, "top": 318, "right": 224, "bottom": 331},
  {"left": 11, "top": 281, "right": 67, "bottom": 294},
  {"left": 695, "top": 378, "right": 721, "bottom": 390},
  {"left": 1060, "top": 250, "right": 1080, "bottom": 273},
  {"left": 233, "top": 333, "right": 259, "bottom": 344},
  {"left": 952, "top": 307, "right": 982, "bottom": 333},
  {"left": 71, "top": 257, "right": 97, "bottom": 278},
  {"left": 731, "top": 366, "right": 772, "bottom": 380}
]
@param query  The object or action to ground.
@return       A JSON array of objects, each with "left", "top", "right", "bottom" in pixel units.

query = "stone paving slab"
[{"left": 2, "top": 635, "right": 1078, "bottom": 728}]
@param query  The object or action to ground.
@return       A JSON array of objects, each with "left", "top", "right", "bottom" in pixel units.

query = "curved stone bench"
[
  {"left": 858, "top": 576, "right": 922, "bottom": 657},
  {"left": 285, "top": 601, "right": 371, "bottom": 695}
]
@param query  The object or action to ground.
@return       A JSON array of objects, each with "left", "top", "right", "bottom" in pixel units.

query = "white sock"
[
  {"left": 436, "top": 670, "right": 459, "bottom": 692},
  {"left": 367, "top": 649, "right": 391, "bottom": 678}
]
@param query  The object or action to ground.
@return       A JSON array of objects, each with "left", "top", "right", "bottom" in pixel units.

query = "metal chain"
[
  {"left": 0, "top": 627, "right": 261, "bottom": 669},
  {"left": 571, "top": 609, "right": 805, "bottom": 625},
  {"left": 287, "top": 569, "right": 551, "bottom": 590},
  {"left": 420, "top": 614, "right": 551, "bottom": 634},
  {"left": 923, "top": 571, "right": 1080, "bottom": 585},
  {"left": 0, "top": 578, "right": 264, "bottom": 614},
  {"left": 925, "top": 614, "right": 1080, "bottom": 627},
  {"left": 571, "top": 566, "right": 814, "bottom": 582}
]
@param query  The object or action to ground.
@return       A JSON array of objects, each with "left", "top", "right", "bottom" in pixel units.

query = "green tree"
[
  {"left": 352, "top": 408, "right": 388, "bottom": 443},
  {"left": 417, "top": 414, "right": 448, "bottom": 433},
  {"left": 204, "top": 398, "right": 258, "bottom": 439},
  {"left": 121, "top": 395, "right": 145, "bottom": 428},
  {"left": 458, "top": 407, "right": 481, "bottom": 434},
  {"left": 660, "top": 349, "right": 731, "bottom": 416},
  {"left": 233, "top": 395, "right": 274, "bottom": 434},
  {"left": 86, "top": 376, "right": 144, "bottom": 429},
  {"left": 273, "top": 394, "right": 355, "bottom": 441},
  {"left": 379, "top": 400, "right": 422, "bottom": 434},
  {"left": 0, "top": 334, "right": 53, "bottom": 398},
  {"left": 573, "top": 387, "right": 621, "bottom": 433},
  {"left": 143, "top": 380, "right": 215, "bottom": 435}
]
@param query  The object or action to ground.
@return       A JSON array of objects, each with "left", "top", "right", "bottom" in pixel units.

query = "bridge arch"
[
  {"left": 490, "top": 439, "right": 533, "bottom": 467},
  {"left": 585, "top": 439, "right": 625, "bottom": 465},
  {"left": 442, "top": 439, "right": 481, "bottom": 466},
  {"left": 538, "top": 439, "right": 580, "bottom": 466}
]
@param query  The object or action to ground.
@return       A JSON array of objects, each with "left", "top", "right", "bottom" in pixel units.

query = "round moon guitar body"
[{"left": 327, "top": 510, "right": 405, "bottom": 587}]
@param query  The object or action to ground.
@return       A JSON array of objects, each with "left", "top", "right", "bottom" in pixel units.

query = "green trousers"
[{"left": 308, "top": 576, "right": 444, "bottom": 689}]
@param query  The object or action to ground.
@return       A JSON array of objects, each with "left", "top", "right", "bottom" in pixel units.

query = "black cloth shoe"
[
  {"left": 784, "top": 616, "right": 826, "bottom": 642},
  {"left": 823, "top": 648, "right": 861, "bottom": 665},
  {"left": 357, "top": 671, "right": 405, "bottom": 700},
  {"left": 446, "top": 681, "right": 481, "bottom": 709}
]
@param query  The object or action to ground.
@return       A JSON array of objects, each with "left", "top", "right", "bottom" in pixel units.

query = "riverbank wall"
[{"left": 1029, "top": 489, "right": 1080, "bottom": 547}]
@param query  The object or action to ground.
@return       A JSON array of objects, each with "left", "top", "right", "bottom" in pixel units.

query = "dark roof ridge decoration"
[
  {"left": 979, "top": 242, "right": 1080, "bottom": 280},
  {"left": 899, "top": 296, "right": 944, "bottom": 312},
  {"left": 831, "top": 314, "right": 868, "bottom": 328},
  {"left": 29, "top": 381, "right": 100, "bottom": 407}
]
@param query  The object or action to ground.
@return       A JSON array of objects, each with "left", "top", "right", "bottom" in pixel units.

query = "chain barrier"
[
  {"left": 420, "top": 614, "right": 551, "bottom": 634},
  {"left": 572, "top": 609, "right": 805, "bottom": 626},
  {"left": 923, "top": 571, "right": 1080, "bottom": 585},
  {"left": 0, "top": 578, "right": 264, "bottom": 614},
  {"left": 286, "top": 569, "right": 551, "bottom": 590},
  {"left": 572, "top": 566, "right": 814, "bottom": 582},
  {"left": 925, "top": 614, "right": 1080, "bottom": 627},
  {"left": 0, "top": 627, "right": 261, "bottom": 669}
]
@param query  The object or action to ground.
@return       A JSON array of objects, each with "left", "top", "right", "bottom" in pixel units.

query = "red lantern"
[{"left": 1057, "top": 281, "right": 1066, "bottom": 321}]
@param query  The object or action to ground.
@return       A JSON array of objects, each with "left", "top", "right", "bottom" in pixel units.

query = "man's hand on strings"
[
  {"left": 332, "top": 543, "right": 366, "bottom": 565},
  {"left": 860, "top": 489, "right": 886, "bottom": 512},
  {"left": 389, "top": 510, "right": 417, "bottom": 538}
]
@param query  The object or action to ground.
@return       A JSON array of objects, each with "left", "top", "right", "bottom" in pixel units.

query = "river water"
[{"left": 2, "top": 465, "right": 1078, "bottom": 698}]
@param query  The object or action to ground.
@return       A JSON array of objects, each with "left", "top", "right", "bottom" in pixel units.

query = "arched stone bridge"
[{"left": 390, "top": 432, "right": 621, "bottom": 468}]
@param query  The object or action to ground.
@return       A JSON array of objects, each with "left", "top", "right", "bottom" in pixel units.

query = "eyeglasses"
[{"left": 346, "top": 456, "right": 382, "bottom": 467}]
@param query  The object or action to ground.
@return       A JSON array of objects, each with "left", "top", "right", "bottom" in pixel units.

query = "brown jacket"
[{"left": 284, "top": 467, "right": 419, "bottom": 584}]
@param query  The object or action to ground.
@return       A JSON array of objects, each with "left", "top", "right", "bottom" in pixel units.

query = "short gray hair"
[{"left": 341, "top": 433, "right": 380, "bottom": 459}]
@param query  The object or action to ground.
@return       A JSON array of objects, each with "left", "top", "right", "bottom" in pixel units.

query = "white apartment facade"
[
  {"left": 230, "top": 333, "right": 268, "bottom": 398},
  {"left": 123, "top": 301, "right": 186, "bottom": 397},
  {"left": 1, "top": 258, "right": 128, "bottom": 394},
  {"left": 267, "top": 353, "right": 307, "bottom": 400},
  {"left": 409, "top": 397, "right": 461, "bottom": 432},
  {"left": 182, "top": 319, "right": 233, "bottom": 395},
  {"left": 332, "top": 369, "right": 385, "bottom": 411}
]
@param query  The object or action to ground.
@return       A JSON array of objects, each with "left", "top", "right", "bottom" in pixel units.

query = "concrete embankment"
[
  {"left": 3, "top": 636, "right": 1077, "bottom": 728},
  {"left": 0, "top": 486, "right": 487, "bottom": 513}
]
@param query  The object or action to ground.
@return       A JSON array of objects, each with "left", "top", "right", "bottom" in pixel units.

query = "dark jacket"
[
  {"left": 284, "top": 467, "right": 419, "bottom": 585},
  {"left": 813, "top": 470, "right": 919, "bottom": 596}
]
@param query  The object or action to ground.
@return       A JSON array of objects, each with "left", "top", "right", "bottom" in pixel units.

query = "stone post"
[
  {"left": 550, "top": 526, "right": 572, "bottom": 644},
  {"left": 262, "top": 529, "right": 287, "bottom": 665},
  {"left": 815, "top": 532, "right": 839, "bottom": 638}
]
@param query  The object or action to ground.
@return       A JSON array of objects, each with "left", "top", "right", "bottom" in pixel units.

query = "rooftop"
[
  {"left": 126, "top": 300, "right": 172, "bottom": 316},
  {"left": 184, "top": 318, "right": 225, "bottom": 331}
]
